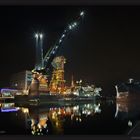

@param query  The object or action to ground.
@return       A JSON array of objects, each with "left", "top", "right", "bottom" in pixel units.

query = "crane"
[
  {"left": 32, "top": 11, "right": 85, "bottom": 74},
  {"left": 30, "top": 11, "right": 85, "bottom": 93},
  {"left": 43, "top": 11, "right": 85, "bottom": 71}
]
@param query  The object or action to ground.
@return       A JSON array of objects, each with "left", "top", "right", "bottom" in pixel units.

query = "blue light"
[
  {"left": 1, "top": 108, "right": 19, "bottom": 112},
  {"left": 0, "top": 88, "right": 17, "bottom": 93}
]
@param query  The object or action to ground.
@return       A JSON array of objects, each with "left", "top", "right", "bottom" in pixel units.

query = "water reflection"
[
  {"left": 115, "top": 101, "right": 140, "bottom": 120},
  {"left": 0, "top": 101, "right": 102, "bottom": 135},
  {"left": 115, "top": 101, "right": 140, "bottom": 135},
  {"left": 30, "top": 112, "right": 49, "bottom": 135},
  {"left": 0, "top": 100, "right": 140, "bottom": 135}
]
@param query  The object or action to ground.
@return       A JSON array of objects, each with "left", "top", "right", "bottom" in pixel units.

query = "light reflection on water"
[
  {"left": 0, "top": 100, "right": 140, "bottom": 135},
  {"left": 115, "top": 101, "right": 140, "bottom": 134}
]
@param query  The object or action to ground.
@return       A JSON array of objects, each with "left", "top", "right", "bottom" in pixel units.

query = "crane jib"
[{"left": 39, "top": 11, "right": 85, "bottom": 71}]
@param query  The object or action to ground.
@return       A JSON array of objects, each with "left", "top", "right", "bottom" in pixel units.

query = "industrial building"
[{"left": 10, "top": 70, "right": 33, "bottom": 92}]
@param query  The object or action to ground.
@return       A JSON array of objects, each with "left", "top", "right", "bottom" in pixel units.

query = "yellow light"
[
  {"left": 56, "top": 122, "right": 59, "bottom": 126},
  {"left": 22, "top": 108, "right": 29, "bottom": 113}
]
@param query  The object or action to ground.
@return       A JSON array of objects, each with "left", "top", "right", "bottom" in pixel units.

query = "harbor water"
[{"left": 0, "top": 95, "right": 140, "bottom": 136}]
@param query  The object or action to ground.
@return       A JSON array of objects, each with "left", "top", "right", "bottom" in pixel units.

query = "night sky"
[{"left": 0, "top": 6, "right": 140, "bottom": 94}]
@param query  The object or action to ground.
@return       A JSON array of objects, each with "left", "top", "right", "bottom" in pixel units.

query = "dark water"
[{"left": 0, "top": 99, "right": 140, "bottom": 135}]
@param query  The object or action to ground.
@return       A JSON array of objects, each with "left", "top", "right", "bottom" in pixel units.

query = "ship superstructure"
[{"left": 49, "top": 56, "right": 66, "bottom": 94}]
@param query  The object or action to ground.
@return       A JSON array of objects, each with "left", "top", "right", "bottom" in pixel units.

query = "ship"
[
  {"left": 0, "top": 11, "right": 103, "bottom": 103},
  {"left": 0, "top": 84, "right": 102, "bottom": 103},
  {"left": 115, "top": 78, "right": 140, "bottom": 102}
]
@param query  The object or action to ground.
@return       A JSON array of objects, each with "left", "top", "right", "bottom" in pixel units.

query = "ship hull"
[{"left": 116, "top": 92, "right": 140, "bottom": 103}]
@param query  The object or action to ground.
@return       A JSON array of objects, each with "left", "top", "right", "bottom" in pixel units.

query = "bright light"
[
  {"left": 22, "top": 108, "right": 29, "bottom": 113},
  {"left": 35, "top": 34, "right": 39, "bottom": 38},
  {"left": 59, "top": 39, "right": 62, "bottom": 43},
  {"left": 72, "top": 24, "right": 75, "bottom": 28},
  {"left": 87, "top": 111, "right": 91, "bottom": 115},
  {"left": 73, "top": 106, "right": 79, "bottom": 110},
  {"left": 1, "top": 108, "right": 19, "bottom": 112},
  {"left": 95, "top": 107, "right": 99, "bottom": 112},
  {"left": 35, "top": 33, "right": 43, "bottom": 39},
  {"left": 69, "top": 25, "right": 72, "bottom": 30},
  {"left": 74, "top": 22, "right": 77, "bottom": 26},
  {"left": 80, "top": 11, "right": 84, "bottom": 16},
  {"left": 40, "top": 34, "right": 43, "bottom": 39},
  {"left": 128, "top": 120, "right": 133, "bottom": 127},
  {"left": 62, "top": 34, "right": 65, "bottom": 38},
  {"left": 73, "top": 91, "right": 79, "bottom": 96}
]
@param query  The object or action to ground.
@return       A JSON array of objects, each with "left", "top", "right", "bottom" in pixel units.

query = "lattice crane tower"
[{"left": 49, "top": 56, "right": 66, "bottom": 94}]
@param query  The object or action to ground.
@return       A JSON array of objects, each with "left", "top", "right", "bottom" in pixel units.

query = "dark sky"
[{"left": 0, "top": 6, "right": 140, "bottom": 93}]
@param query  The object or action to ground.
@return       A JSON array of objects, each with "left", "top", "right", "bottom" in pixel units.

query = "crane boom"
[{"left": 43, "top": 11, "right": 85, "bottom": 70}]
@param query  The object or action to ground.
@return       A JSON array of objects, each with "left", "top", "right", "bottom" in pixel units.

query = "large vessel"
[
  {"left": 115, "top": 79, "right": 140, "bottom": 102},
  {"left": 0, "top": 11, "right": 103, "bottom": 102}
]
